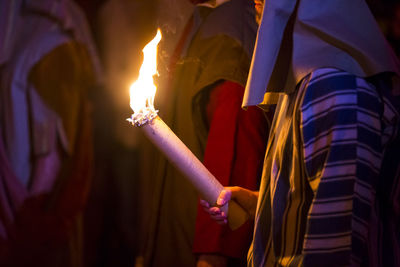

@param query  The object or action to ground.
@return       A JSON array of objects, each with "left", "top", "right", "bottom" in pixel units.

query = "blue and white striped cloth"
[{"left": 249, "top": 68, "right": 400, "bottom": 266}]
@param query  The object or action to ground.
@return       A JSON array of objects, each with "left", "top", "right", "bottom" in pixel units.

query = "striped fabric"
[{"left": 249, "top": 68, "right": 400, "bottom": 266}]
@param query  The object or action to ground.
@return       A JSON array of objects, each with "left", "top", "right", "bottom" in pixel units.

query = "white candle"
[{"left": 140, "top": 116, "right": 248, "bottom": 230}]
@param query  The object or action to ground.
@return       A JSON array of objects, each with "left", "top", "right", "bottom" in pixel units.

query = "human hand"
[{"left": 199, "top": 186, "right": 259, "bottom": 225}]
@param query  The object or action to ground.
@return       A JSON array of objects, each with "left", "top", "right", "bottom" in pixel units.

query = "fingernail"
[{"left": 201, "top": 201, "right": 209, "bottom": 208}]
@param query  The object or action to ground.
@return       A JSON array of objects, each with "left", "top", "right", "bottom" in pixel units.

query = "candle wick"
[{"left": 127, "top": 107, "right": 159, "bottom": 127}]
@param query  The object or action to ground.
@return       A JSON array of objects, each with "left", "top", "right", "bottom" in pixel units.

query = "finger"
[
  {"left": 217, "top": 189, "right": 232, "bottom": 206},
  {"left": 202, "top": 206, "right": 220, "bottom": 215},
  {"left": 209, "top": 207, "right": 222, "bottom": 215},
  {"left": 202, "top": 206, "right": 213, "bottom": 214},
  {"left": 210, "top": 211, "right": 227, "bottom": 220},
  {"left": 199, "top": 199, "right": 210, "bottom": 208}
]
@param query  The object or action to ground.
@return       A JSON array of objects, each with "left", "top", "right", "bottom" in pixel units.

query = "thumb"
[{"left": 216, "top": 189, "right": 231, "bottom": 206}]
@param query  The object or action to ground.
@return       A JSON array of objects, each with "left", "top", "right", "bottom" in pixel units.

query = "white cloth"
[{"left": 243, "top": 0, "right": 400, "bottom": 107}]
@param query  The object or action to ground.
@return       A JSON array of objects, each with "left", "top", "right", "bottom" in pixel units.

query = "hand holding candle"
[{"left": 127, "top": 29, "right": 248, "bottom": 230}]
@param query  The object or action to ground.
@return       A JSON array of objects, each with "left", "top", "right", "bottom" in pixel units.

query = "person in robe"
[
  {"left": 0, "top": 0, "right": 100, "bottom": 265},
  {"left": 140, "top": 0, "right": 270, "bottom": 266},
  {"left": 201, "top": 0, "right": 400, "bottom": 266}
]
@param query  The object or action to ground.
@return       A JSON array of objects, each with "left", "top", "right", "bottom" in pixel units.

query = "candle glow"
[{"left": 128, "top": 29, "right": 161, "bottom": 126}]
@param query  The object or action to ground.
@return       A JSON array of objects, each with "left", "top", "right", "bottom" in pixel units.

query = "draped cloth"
[
  {"left": 243, "top": 0, "right": 400, "bottom": 266},
  {"left": 0, "top": 0, "right": 99, "bottom": 265},
  {"left": 243, "top": 0, "right": 400, "bottom": 107},
  {"left": 248, "top": 68, "right": 400, "bottom": 266}
]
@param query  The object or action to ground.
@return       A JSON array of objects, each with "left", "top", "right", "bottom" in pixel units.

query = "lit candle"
[{"left": 128, "top": 29, "right": 248, "bottom": 229}]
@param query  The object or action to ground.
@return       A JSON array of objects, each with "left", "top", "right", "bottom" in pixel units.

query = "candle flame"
[{"left": 128, "top": 29, "right": 162, "bottom": 126}]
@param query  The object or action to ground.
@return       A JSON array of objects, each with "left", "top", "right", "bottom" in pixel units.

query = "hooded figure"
[
  {"left": 241, "top": 0, "right": 400, "bottom": 266},
  {"left": 201, "top": 0, "right": 400, "bottom": 266},
  {"left": 138, "top": 0, "right": 270, "bottom": 266},
  {"left": 0, "top": 0, "right": 99, "bottom": 265}
]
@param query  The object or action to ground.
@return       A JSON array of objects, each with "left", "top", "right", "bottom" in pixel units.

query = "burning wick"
[{"left": 127, "top": 29, "right": 247, "bottom": 230}]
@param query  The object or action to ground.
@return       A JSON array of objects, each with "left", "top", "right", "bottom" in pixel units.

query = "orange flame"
[{"left": 128, "top": 29, "right": 162, "bottom": 125}]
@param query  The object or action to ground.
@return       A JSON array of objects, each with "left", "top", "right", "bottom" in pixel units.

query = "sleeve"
[
  {"left": 192, "top": 80, "right": 269, "bottom": 259},
  {"left": 299, "top": 73, "right": 383, "bottom": 266}
]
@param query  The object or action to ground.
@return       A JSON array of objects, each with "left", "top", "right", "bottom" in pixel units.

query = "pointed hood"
[{"left": 243, "top": 0, "right": 400, "bottom": 107}]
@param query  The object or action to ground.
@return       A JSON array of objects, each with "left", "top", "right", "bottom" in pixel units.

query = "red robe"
[{"left": 192, "top": 80, "right": 269, "bottom": 259}]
